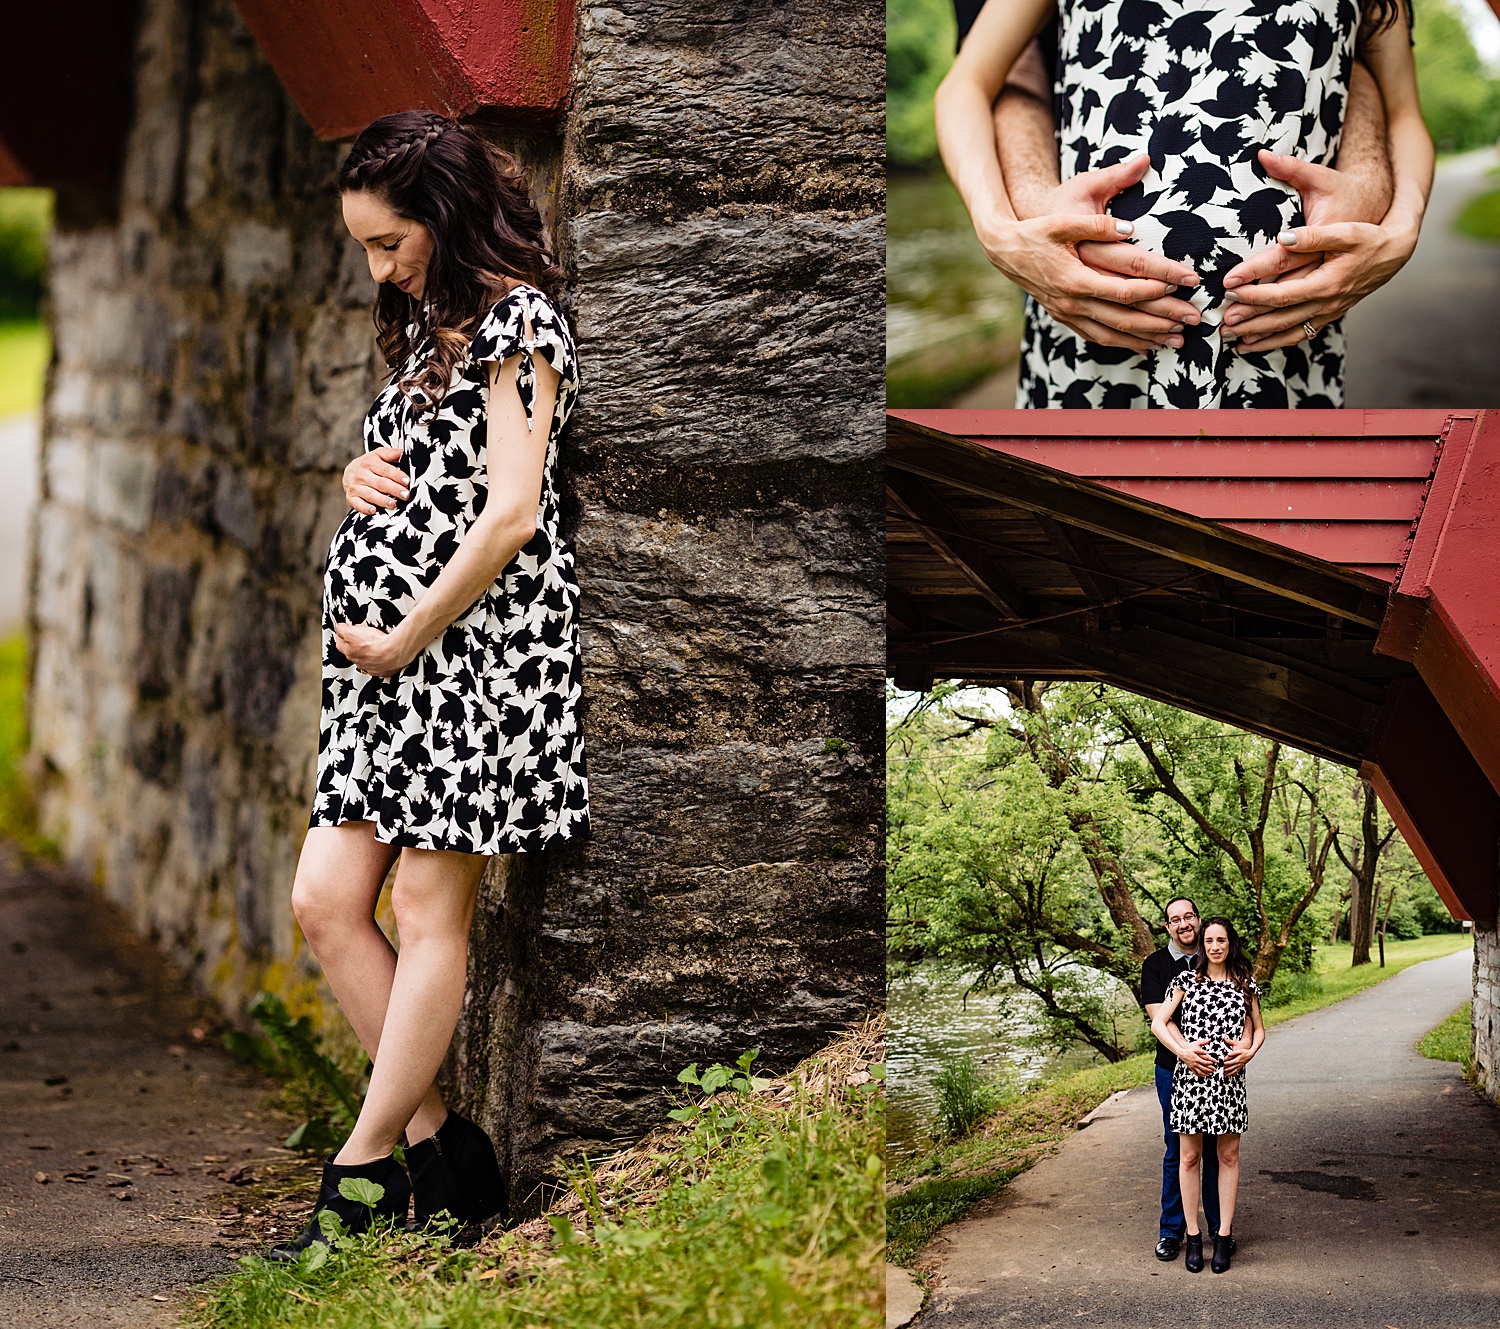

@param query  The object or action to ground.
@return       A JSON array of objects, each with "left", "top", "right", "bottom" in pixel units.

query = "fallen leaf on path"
[
  {"left": 27, "top": 1143, "right": 50, "bottom": 1150},
  {"left": 32, "top": 1171, "right": 48, "bottom": 1183},
  {"left": 43, "top": 1075, "right": 67, "bottom": 1086}
]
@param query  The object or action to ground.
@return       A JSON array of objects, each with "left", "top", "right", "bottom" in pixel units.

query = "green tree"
[
  {"left": 887, "top": 0, "right": 955, "bottom": 168},
  {"left": 1415, "top": 0, "right": 1500, "bottom": 154}
]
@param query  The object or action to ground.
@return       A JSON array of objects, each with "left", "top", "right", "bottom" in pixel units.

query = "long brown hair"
[
  {"left": 1359, "top": 0, "right": 1407, "bottom": 49},
  {"left": 338, "top": 110, "right": 563, "bottom": 416},
  {"left": 1188, "top": 916, "right": 1255, "bottom": 994}
]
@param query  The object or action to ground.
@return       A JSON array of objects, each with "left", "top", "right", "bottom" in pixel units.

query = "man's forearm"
[
  {"left": 1332, "top": 57, "right": 1393, "bottom": 220},
  {"left": 994, "top": 37, "right": 1062, "bottom": 221}
]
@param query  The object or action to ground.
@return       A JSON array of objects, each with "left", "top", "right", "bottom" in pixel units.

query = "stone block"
[
  {"left": 44, "top": 434, "right": 91, "bottom": 508},
  {"left": 89, "top": 440, "right": 158, "bottom": 534},
  {"left": 224, "top": 220, "right": 292, "bottom": 291}
]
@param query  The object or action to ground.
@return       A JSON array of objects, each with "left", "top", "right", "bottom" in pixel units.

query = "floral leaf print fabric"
[
  {"left": 1018, "top": 0, "right": 1358, "bottom": 407},
  {"left": 311, "top": 285, "right": 590, "bottom": 854},
  {"left": 1167, "top": 972, "right": 1263, "bottom": 1134}
]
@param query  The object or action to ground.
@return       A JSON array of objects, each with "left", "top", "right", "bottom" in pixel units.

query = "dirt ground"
[{"left": 0, "top": 840, "right": 321, "bottom": 1326}]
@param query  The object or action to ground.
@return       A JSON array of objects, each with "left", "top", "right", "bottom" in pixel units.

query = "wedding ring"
[{"left": 1302, "top": 321, "right": 1317, "bottom": 341}]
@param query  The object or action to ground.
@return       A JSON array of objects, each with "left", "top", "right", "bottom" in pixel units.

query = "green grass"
[
  {"left": 191, "top": 1040, "right": 884, "bottom": 1329},
  {"left": 1420, "top": 1001, "right": 1474, "bottom": 1077},
  {"left": 1455, "top": 187, "right": 1500, "bottom": 241},
  {"left": 0, "top": 319, "right": 48, "bottom": 418},
  {"left": 0, "top": 630, "right": 54, "bottom": 857},
  {"left": 887, "top": 932, "right": 1474, "bottom": 1266}
]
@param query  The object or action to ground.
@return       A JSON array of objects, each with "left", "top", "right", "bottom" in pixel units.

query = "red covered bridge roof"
[{"left": 892, "top": 409, "right": 1455, "bottom": 582}]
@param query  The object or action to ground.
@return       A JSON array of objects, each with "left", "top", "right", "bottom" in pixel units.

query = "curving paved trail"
[
  {"left": 917, "top": 948, "right": 1500, "bottom": 1328},
  {"left": 1344, "top": 149, "right": 1500, "bottom": 408}
]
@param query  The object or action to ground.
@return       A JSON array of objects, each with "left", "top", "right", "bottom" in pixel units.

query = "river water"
[{"left": 887, "top": 964, "right": 1147, "bottom": 1159}]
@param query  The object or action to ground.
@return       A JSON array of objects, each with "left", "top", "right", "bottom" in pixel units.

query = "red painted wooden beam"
[
  {"left": 1362, "top": 677, "right": 1499, "bottom": 926},
  {"left": 232, "top": 0, "right": 577, "bottom": 140},
  {"left": 889, "top": 409, "right": 1449, "bottom": 582},
  {"left": 1378, "top": 411, "right": 1500, "bottom": 799}
]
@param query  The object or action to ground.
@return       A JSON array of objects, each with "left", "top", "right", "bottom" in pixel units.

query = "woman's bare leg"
[
  {"left": 1216, "top": 1133, "right": 1241, "bottom": 1235},
  {"left": 1178, "top": 1133, "right": 1202, "bottom": 1236},
  {"left": 333, "top": 845, "right": 486, "bottom": 1165},
  {"left": 290, "top": 823, "right": 447, "bottom": 1144}
]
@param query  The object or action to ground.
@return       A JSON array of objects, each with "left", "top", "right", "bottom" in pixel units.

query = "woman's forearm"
[
  {"left": 390, "top": 506, "right": 536, "bottom": 662},
  {"left": 1383, "top": 110, "right": 1434, "bottom": 237}
]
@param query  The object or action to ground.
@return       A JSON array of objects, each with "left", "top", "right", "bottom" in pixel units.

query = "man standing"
[{"left": 1140, "top": 897, "right": 1221, "bottom": 1261}]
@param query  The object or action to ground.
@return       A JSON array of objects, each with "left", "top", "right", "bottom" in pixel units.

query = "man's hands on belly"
[
  {"left": 1218, "top": 148, "right": 1417, "bottom": 352},
  {"left": 982, "top": 152, "right": 1204, "bottom": 351}
]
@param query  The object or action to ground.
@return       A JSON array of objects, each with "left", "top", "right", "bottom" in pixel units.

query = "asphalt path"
[
  {"left": 916, "top": 947, "right": 1500, "bottom": 1328},
  {"left": 1345, "top": 149, "right": 1500, "bottom": 409},
  {"left": 0, "top": 842, "right": 287, "bottom": 1326}
]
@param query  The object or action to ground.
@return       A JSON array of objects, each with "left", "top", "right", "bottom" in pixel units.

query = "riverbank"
[{"left": 887, "top": 932, "right": 1474, "bottom": 1266}]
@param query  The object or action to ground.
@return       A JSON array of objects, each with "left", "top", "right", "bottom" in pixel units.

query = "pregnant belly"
[{"left": 324, "top": 510, "right": 438, "bottom": 631}]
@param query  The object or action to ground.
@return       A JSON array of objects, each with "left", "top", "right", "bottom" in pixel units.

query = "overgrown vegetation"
[
  {"left": 1415, "top": 1, "right": 1500, "bottom": 154},
  {"left": 192, "top": 1023, "right": 885, "bottom": 1329},
  {"left": 0, "top": 630, "right": 54, "bottom": 858},
  {"left": 933, "top": 1053, "right": 1006, "bottom": 1140},
  {"left": 0, "top": 188, "right": 50, "bottom": 321},
  {"left": 1420, "top": 1001, "right": 1474, "bottom": 1077},
  {"left": 223, "top": 992, "right": 368, "bottom": 1155},
  {"left": 887, "top": 935, "right": 1471, "bottom": 1265}
]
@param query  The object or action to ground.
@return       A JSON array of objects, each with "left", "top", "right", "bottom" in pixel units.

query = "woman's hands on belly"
[
  {"left": 1218, "top": 148, "right": 1413, "bottom": 351},
  {"left": 333, "top": 622, "right": 419, "bottom": 678},
  {"left": 343, "top": 444, "right": 410, "bottom": 515}
]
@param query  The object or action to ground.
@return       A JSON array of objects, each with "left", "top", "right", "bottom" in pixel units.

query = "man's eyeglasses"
[{"left": 1166, "top": 913, "right": 1198, "bottom": 926}]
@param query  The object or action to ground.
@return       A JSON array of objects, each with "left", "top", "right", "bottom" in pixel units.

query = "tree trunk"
[{"left": 1348, "top": 781, "right": 1381, "bottom": 966}]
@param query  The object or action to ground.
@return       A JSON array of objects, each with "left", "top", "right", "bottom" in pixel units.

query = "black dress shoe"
[
  {"left": 1211, "top": 1233, "right": 1234, "bottom": 1273},
  {"left": 268, "top": 1153, "right": 411, "bottom": 1261},
  {"left": 405, "top": 1110, "right": 507, "bottom": 1239},
  {"left": 1184, "top": 1233, "right": 1204, "bottom": 1273},
  {"left": 1154, "top": 1236, "right": 1181, "bottom": 1261}
]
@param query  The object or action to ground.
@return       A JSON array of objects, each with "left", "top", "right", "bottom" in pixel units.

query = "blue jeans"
[{"left": 1156, "top": 1064, "right": 1220, "bottom": 1240}]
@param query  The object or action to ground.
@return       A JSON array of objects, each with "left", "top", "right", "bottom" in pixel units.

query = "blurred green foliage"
[
  {"left": 888, "top": 0, "right": 956, "bottom": 169},
  {"left": 1415, "top": 1, "right": 1500, "bottom": 154},
  {"left": 0, "top": 189, "right": 50, "bottom": 320}
]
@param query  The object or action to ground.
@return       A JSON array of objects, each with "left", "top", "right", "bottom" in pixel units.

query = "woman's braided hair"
[{"left": 339, "top": 109, "right": 563, "bottom": 416}]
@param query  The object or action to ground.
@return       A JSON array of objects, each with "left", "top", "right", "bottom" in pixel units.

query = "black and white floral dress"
[
  {"left": 309, "top": 284, "right": 590, "bottom": 854},
  {"left": 1017, "top": 0, "right": 1357, "bottom": 407},
  {"left": 1167, "top": 972, "right": 1262, "bottom": 1135}
]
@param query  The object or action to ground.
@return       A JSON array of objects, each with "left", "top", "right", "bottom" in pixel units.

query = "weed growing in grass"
[
  {"left": 191, "top": 1022, "right": 885, "bottom": 1329},
  {"left": 933, "top": 1053, "right": 1004, "bottom": 1140},
  {"left": 1419, "top": 1002, "right": 1474, "bottom": 1079}
]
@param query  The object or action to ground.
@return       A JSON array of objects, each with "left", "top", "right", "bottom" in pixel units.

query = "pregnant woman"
[
  {"left": 936, "top": 0, "right": 1433, "bottom": 406},
  {"left": 271, "top": 110, "right": 589, "bottom": 1258},
  {"left": 1150, "top": 917, "right": 1266, "bottom": 1274}
]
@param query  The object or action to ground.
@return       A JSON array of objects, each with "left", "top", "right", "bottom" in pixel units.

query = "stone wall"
[
  {"left": 26, "top": 0, "right": 883, "bottom": 1207},
  {"left": 1474, "top": 926, "right": 1499, "bottom": 1102}
]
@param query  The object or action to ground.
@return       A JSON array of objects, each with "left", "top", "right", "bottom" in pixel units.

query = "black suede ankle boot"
[
  {"left": 406, "top": 1110, "right": 507, "bottom": 1237},
  {"left": 267, "top": 1153, "right": 411, "bottom": 1261},
  {"left": 1184, "top": 1233, "right": 1204, "bottom": 1273}
]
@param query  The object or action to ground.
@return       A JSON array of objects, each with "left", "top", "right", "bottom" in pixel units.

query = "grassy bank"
[
  {"left": 1420, "top": 1001, "right": 1474, "bottom": 1077},
  {"left": 0, "top": 318, "right": 47, "bottom": 418},
  {"left": 888, "top": 933, "right": 1473, "bottom": 1265},
  {"left": 1456, "top": 184, "right": 1500, "bottom": 242},
  {"left": 191, "top": 1024, "right": 885, "bottom": 1329},
  {"left": 0, "top": 629, "right": 52, "bottom": 857}
]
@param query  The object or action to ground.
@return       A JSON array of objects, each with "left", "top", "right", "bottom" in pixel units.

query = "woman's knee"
[
  {"left": 1179, "top": 1136, "right": 1201, "bottom": 1168},
  {"left": 1217, "top": 1134, "right": 1241, "bottom": 1166},
  {"left": 389, "top": 856, "right": 482, "bottom": 942}
]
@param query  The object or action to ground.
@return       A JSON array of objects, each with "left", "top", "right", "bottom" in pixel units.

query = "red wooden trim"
[
  {"left": 948, "top": 439, "right": 1441, "bottom": 479},
  {"left": 233, "top": 0, "right": 577, "bottom": 139},
  {"left": 890, "top": 408, "right": 1458, "bottom": 439}
]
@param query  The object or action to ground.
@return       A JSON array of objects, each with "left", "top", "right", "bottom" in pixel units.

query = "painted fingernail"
[
  {"left": 1166, "top": 335, "right": 1184, "bottom": 348},
  {"left": 1220, "top": 330, "right": 1237, "bottom": 343},
  {"left": 1224, "top": 275, "right": 1241, "bottom": 288},
  {"left": 1115, "top": 219, "right": 1133, "bottom": 236},
  {"left": 1278, "top": 230, "right": 1298, "bottom": 246},
  {"left": 1169, "top": 324, "right": 1185, "bottom": 334}
]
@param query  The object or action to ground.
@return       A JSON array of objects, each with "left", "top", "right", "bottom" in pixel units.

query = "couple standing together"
[{"left": 1141, "top": 899, "right": 1268, "bottom": 1274}]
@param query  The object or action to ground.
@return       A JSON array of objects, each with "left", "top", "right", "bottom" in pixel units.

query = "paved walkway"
[
  {"left": 0, "top": 843, "right": 287, "bottom": 1326},
  {"left": 1342, "top": 149, "right": 1500, "bottom": 408},
  {"left": 0, "top": 412, "right": 39, "bottom": 635},
  {"left": 917, "top": 948, "right": 1500, "bottom": 1328}
]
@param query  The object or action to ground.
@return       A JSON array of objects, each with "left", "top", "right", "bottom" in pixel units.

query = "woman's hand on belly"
[
  {"left": 333, "top": 621, "right": 418, "bottom": 678},
  {"left": 987, "top": 153, "right": 1204, "bottom": 352},
  {"left": 1219, "top": 150, "right": 1417, "bottom": 352},
  {"left": 343, "top": 445, "right": 410, "bottom": 515}
]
